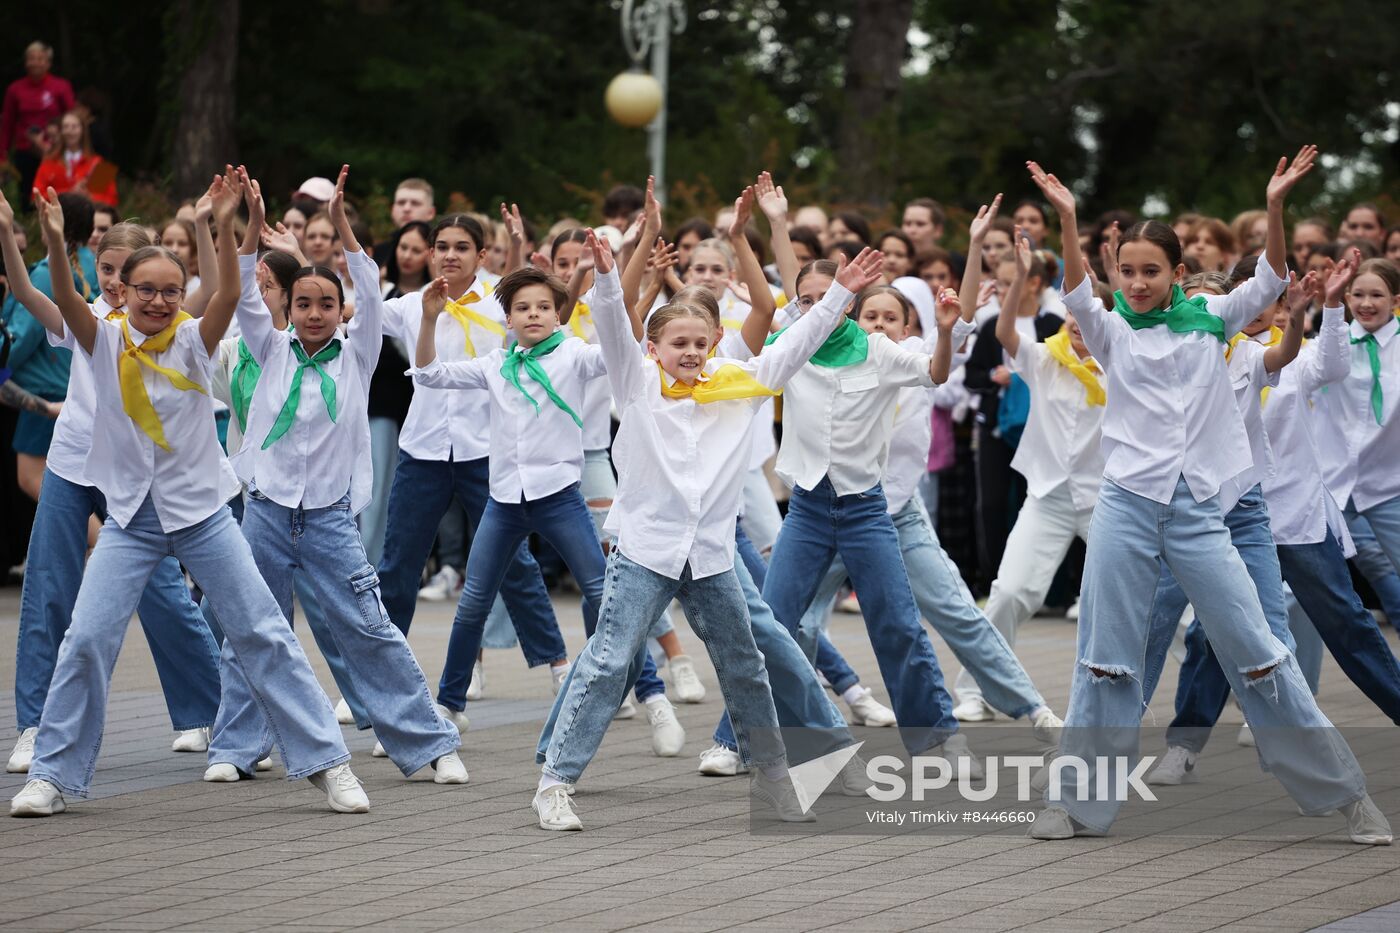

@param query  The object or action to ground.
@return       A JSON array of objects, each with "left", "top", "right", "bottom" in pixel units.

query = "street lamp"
[{"left": 606, "top": 0, "right": 685, "bottom": 195}]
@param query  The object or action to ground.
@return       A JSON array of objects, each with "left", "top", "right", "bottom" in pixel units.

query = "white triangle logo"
[{"left": 788, "top": 741, "right": 864, "bottom": 814}]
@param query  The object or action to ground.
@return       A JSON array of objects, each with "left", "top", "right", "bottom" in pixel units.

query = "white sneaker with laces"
[
  {"left": 647, "top": 697, "right": 685, "bottom": 757},
  {"left": 698, "top": 744, "right": 745, "bottom": 776},
  {"left": 418, "top": 566, "right": 463, "bottom": 602},
  {"left": 1028, "top": 806, "right": 1103, "bottom": 839},
  {"left": 334, "top": 698, "right": 354, "bottom": 725},
  {"left": 203, "top": 763, "right": 242, "bottom": 782},
  {"left": 533, "top": 785, "right": 582, "bottom": 831},
  {"left": 1031, "top": 708, "right": 1063, "bottom": 746},
  {"left": 1147, "top": 746, "right": 1198, "bottom": 786},
  {"left": 846, "top": 687, "right": 896, "bottom": 727},
  {"left": 10, "top": 779, "right": 64, "bottom": 817},
  {"left": 952, "top": 696, "right": 995, "bottom": 722},
  {"left": 371, "top": 741, "right": 387, "bottom": 758},
  {"left": 466, "top": 660, "right": 484, "bottom": 701},
  {"left": 1344, "top": 795, "right": 1393, "bottom": 845},
  {"left": 7, "top": 727, "right": 37, "bottom": 773},
  {"left": 255, "top": 757, "right": 272, "bottom": 771},
  {"left": 432, "top": 751, "right": 469, "bottom": 785},
  {"left": 614, "top": 697, "right": 637, "bottom": 720},
  {"left": 171, "top": 727, "right": 210, "bottom": 753},
  {"left": 308, "top": 763, "right": 370, "bottom": 813},
  {"left": 943, "top": 733, "right": 984, "bottom": 780},
  {"left": 1237, "top": 723, "right": 1255, "bottom": 747},
  {"left": 551, "top": 662, "right": 571, "bottom": 697},
  {"left": 751, "top": 772, "right": 816, "bottom": 822},
  {"left": 669, "top": 655, "right": 707, "bottom": 703},
  {"left": 435, "top": 703, "right": 470, "bottom": 734},
  {"left": 837, "top": 754, "right": 874, "bottom": 796}
]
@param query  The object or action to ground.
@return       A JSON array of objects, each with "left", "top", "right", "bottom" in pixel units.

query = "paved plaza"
[{"left": 1, "top": 587, "right": 1397, "bottom": 932}]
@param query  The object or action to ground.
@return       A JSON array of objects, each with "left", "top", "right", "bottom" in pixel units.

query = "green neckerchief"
[
  {"left": 261, "top": 339, "right": 342, "bottom": 449},
  {"left": 764, "top": 315, "right": 870, "bottom": 367},
  {"left": 499, "top": 329, "right": 583, "bottom": 427},
  {"left": 1351, "top": 332, "right": 1384, "bottom": 425},
  {"left": 1112, "top": 285, "right": 1225, "bottom": 343},
  {"left": 229, "top": 338, "right": 260, "bottom": 433}
]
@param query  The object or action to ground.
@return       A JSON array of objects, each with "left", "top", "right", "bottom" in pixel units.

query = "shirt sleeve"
[
  {"left": 872, "top": 333, "right": 935, "bottom": 389},
  {"left": 343, "top": 248, "right": 384, "bottom": 374},
  {"left": 1207, "top": 260, "right": 1288, "bottom": 339},
  {"left": 1296, "top": 305, "right": 1349, "bottom": 395},
  {"left": 408, "top": 356, "right": 490, "bottom": 390},
  {"left": 1009, "top": 339, "right": 1051, "bottom": 389},
  {"left": 380, "top": 294, "right": 411, "bottom": 341},
  {"left": 207, "top": 338, "right": 236, "bottom": 407},
  {"left": 591, "top": 265, "right": 650, "bottom": 404},
  {"left": 574, "top": 341, "right": 608, "bottom": 380},
  {"left": 234, "top": 253, "right": 280, "bottom": 365},
  {"left": 745, "top": 280, "right": 854, "bottom": 393},
  {"left": 1061, "top": 276, "right": 1116, "bottom": 364}
]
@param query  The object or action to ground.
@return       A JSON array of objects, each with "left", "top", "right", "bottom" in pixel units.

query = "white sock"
[
  {"left": 841, "top": 684, "right": 867, "bottom": 706},
  {"left": 537, "top": 773, "right": 566, "bottom": 794},
  {"left": 643, "top": 693, "right": 668, "bottom": 708},
  {"left": 1030, "top": 704, "right": 1052, "bottom": 721}
]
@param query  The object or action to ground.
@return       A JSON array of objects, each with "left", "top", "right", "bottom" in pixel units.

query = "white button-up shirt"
[
  {"left": 1262, "top": 306, "right": 1352, "bottom": 548},
  {"left": 776, "top": 326, "right": 940, "bottom": 496},
  {"left": 1216, "top": 337, "right": 1281, "bottom": 514},
  {"left": 382, "top": 280, "right": 506, "bottom": 463},
  {"left": 410, "top": 335, "right": 606, "bottom": 504},
  {"left": 882, "top": 325, "right": 977, "bottom": 514},
  {"left": 564, "top": 286, "right": 617, "bottom": 453},
  {"left": 1008, "top": 337, "right": 1107, "bottom": 512},
  {"left": 596, "top": 266, "right": 849, "bottom": 579},
  {"left": 1318, "top": 315, "right": 1400, "bottom": 512},
  {"left": 82, "top": 316, "right": 240, "bottom": 532},
  {"left": 1065, "top": 260, "right": 1287, "bottom": 505},
  {"left": 231, "top": 249, "right": 380, "bottom": 514},
  {"left": 47, "top": 297, "right": 115, "bottom": 486}
]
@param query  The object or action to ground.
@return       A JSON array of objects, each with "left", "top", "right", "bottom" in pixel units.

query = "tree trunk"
[
  {"left": 171, "top": 0, "right": 239, "bottom": 199},
  {"left": 837, "top": 0, "right": 913, "bottom": 207}
]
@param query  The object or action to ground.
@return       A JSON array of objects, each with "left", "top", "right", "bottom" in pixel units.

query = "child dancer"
[
  {"left": 1025, "top": 150, "right": 1389, "bottom": 844},
  {"left": 533, "top": 232, "right": 886, "bottom": 831},
  {"left": 12, "top": 171, "right": 365, "bottom": 817},
  {"left": 206, "top": 167, "right": 465, "bottom": 787},
  {"left": 0, "top": 197, "right": 222, "bottom": 772}
]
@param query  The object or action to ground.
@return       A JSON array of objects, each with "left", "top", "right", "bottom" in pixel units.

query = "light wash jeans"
[
  {"left": 956, "top": 482, "right": 1092, "bottom": 705},
  {"left": 539, "top": 552, "right": 785, "bottom": 784},
  {"left": 764, "top": 477, "right": 958, "bottom": 755},
  {"left": 803, "top": 498, "right": 1044, "bottom": 719},
  {"left": 359, "top": 416, "right": 399, "bottom": 566},
  {"left": 210, "top": 492, "right": 459, "bottom": 776},
  {"left": 1346, "top": 497, "right": 1400, "bottom": 622},
  {"left": 1056, "top": 476, "right": 1367, "bottom": 833},
  {"left": 15, "top": 469, "right": 221, "bottom": 731},
  {"left": 29, "top": 495, "right": 350, "bottom": 796}
]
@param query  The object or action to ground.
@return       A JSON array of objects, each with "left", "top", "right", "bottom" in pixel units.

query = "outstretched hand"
[
  {"left": 968, "top": 193, "right": 1003, "bottom": 243},
  {"left": 1026, "top": 162, "right": 1075, "bottom": 218},
  {"left": 1266, "top": 145, "right": 1318, "bottom": 206},
  {"left": 1285, "top": 270, "right": 1315, "bottom": 314},
  {"left": 728, "top": 186, "right": 754, "bottom": 240},
  {"left": 934, "top": 287, "right": 962, "bottom": 332},
  {"left": 35, "top": 187, "right": 65, "bottom": 244},
  {"left": 754, "top": 171, "right": 788, "bottom": 223},
  {"left": 1013, "top": 226, "right": 1032, "bottom": 278},
  {"left": 239, "top": 167, "right": 265, "bottom": 232},
  {"left": 834, "top": 247, "right": 884, "bottom": 293},
  {"left": 500, "top": 202, "right": 525, "bottom": 245},
  {"left": 328, "top": 164, "right": 350, "bottom": 228},
  {"left": 421, "top": 276, "right": 450, "bottom": 318},
  {"left": 209, "top": 166, "right": 243, "bottom": 224},
  {"left": 586, "top": 228, "right": 615, "bottom": 275},
  {"left": 1323, "top": 247, "right": 1360, "bottom": 305},
  {"left": 643, "top": 174, "right": 662, "bottom": 229}
]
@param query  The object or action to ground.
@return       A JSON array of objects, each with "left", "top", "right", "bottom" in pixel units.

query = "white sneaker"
[
  {"left": 7, "top": 727, "right": 37, "bottom": 773},
  {"left": 1028, "top": 806, "right": 1102, "bottom": 840},
  {"left": 435, "top": 703, "right": 470, "bottom": 734},
  {"left": 943, "top": 733, "right": 984, "bottom": 780},
  {"left": 751, "top": 772, "right": 816, "bottom": 822},
  {"left": 371, "top": 741, "right": 387, "bottom": 758},
  {"left": 1343, "top": 795, "right": 1392, "bottom": 845},
  {"left": 418, "top": 566, "right": 463, "bottom": 602},
  {"left": 466, "top": 660, "right": 484, "bottom": 701},
  {"left": 615, "top": 697, "right": 637, "bottom": 720},
  {"left": 308, "top": 763, "right": 370, "bottom": 813},
  {"left": 1066, "top": 599, "right": 1081, "bottom": 621},
  {"left": 647, "top": 697, "right": 686, "bottom": 757},
  {"left": 1147, "top": 746, "right": 1198, "bottom": 786},
  {"left": 334, "top": 698, "right": 354, "bottom": 725},
  {"left": 256, "top": 757, "right": 272, "bottom": 772},
  {"left": 846, "top": 687, "right": 896, "bottom": 727},
  {"left": 952, "top": 696, "right": 995, "bottom": 722},
  {"left": 203, "top": 763, "right": 243, "bottom": 782},
  {"left": 171, "top": 727, "right": 210, "bottom": 753},
  {"left": 698, "top": 744, "right": 746, "bottom": 776},
  {"left": 837, "top": 754, "right": 874, "bottom": 796},
  {"left": 10, "top": 779, "right": 64, "bottom": 817},
  {"left": 551, "top": 662, "right": 571, "bottom": 697},
  {"left": 1031, "top": 708, "right": 1063, "bottom": 746},
  {"left": 533, "top": 785, "right": 582, "bottom": 831},
  {"left": 1237, "top": 723, "right": 1255, "bottom": 747},
  {"left": 669, "top": 655, "right": 707, "bottom": 703},
  {"left": 432, "top": 751, "right": 469, "bottom": 785}
]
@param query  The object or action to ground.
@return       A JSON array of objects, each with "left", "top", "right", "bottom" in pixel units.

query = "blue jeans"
[
  {"left": 210, "top": 493, "right": 459, "bottom": 776},
  {"left": 359, "top": 416, "right": 399, "bottom": 566},
  {"left": 437, "top": 484, "right": 663, "bottom": 710},
  {"left": 1285, "top": 590, "right": 1324, "bottom": 693},
  {"left": 539, "top": 552, "right": 785, "bottom": 783},
  {"left": 1348, "top": 497, "right": 1400, "bottom": 621},
  {"left": 764, "top": 477, "right": 957, "bottom": 755},
  {"left": 713, "top": 530, "right": 853, "bottom": 758},
  {"left": 208, "top": 492, "right": 373, "bottom": 731},
  {"left": 377, "top": 452, "right": 563, "bottom": 670},
  {"left": 1057, "top": 477, "right": 1366, "bottom": 832},
  {"left": 29, "top": 496, "right": 350, "bottom": 796},
  {"left": 15, "top": 469, "right": 220, "bottom": 731}
]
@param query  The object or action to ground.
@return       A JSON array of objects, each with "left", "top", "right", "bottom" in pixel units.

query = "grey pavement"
[{"left": 0, "top": 585, "right": 1398, "bottom": 932}]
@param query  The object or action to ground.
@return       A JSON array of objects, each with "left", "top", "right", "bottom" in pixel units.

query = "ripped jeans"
[{"left": 1056, "top": 477, "right": 1367, "bottom": 833}]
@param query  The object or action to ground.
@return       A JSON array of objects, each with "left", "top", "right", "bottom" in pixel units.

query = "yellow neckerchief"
[
  {"left": 1044, "top": 330, "right": 1104, "bottom": 407},
  {"left": 105, "top": 309, "right": 125, "bottom": 322},
  {"left": 443, "top": 278, "right": 505, "bottom": 356},
  {"left": 655, "top": 360, "right": 779, "bottom": 403},
  {"left": 1227, "top": 325, "right": 1283, "bottom": 406},
  {"left": 568, "top": 299, "right": 594, "bottom": 342},
  {"left": 119, "top": 312, "right": 205, "bottom": 451}
]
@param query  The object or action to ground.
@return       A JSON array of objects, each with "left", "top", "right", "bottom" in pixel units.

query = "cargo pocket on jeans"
[{"left": 350, "top": 565, "right": 392, "bottom": 631}]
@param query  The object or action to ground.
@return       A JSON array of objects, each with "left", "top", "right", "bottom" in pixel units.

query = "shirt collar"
[{"left": 1351, "top": 314, "right": 1399, "bottom": 346}]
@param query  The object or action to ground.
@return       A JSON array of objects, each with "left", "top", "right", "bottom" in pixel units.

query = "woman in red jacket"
[{"left": 32, "top": 110, "right": 116, "bottom": 207}]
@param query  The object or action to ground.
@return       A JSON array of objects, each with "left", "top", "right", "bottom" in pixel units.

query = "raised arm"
[
  {"left": 260, "top": 222, "right": 309, "bottom": 266},
  {"left": 198, "top": 166, "right": 246, "bottom": 356},
  {"left": 622, "top": 175, "right": 663, "bottom": 320},
  {"left": 1028, "top": 163, "right": 1083, "bottom": 295},
  {"left": 728, "top": 186, "right": 776, "bottom": 354},
  {"left": 1297, "top": 251, "right": 1357, "bottom": 393},
  {"left": 588, "top": 230, "right": 649, "bottom": 404},
  {"left": 929, "top": 287, "right": 964, "bottom": 385},
  {"left": 0, "top": 189, "right": 63, "bottom": 335},
  {"left": 755, "top": 171, "right": 797, "bottom": 298},
  {"left": 35, "top": 188, "right": 97, "bottom": 354},
  {"left": 633, "top": 238, "right": 677, "bottom": 338},
  {"left": 232, "top": 171, "right": 277, "bottom": 363},
  {"left": 501, "top": 202, "right": 526, "bottom": 273},
  {"left": 414, "top": 277, "right": 450, "bottom": 368},
  {"left": 186, "top": 189, "right": 219, "bottom": 316},
  {"left": 561, "top": 247, "right": 593, "bottom": 326},
  {"left": 960, "top": 193, "right": 1002, "bottom": 323},
  {"left": 995, "top": 230, "right": 1031, "bottom": 360},
  {"left": 1263, "top": 271, "right": 1306, "bottom": 374},
  {"left": 1264, "top": 146, "right": 1316, "bottom": 282}
]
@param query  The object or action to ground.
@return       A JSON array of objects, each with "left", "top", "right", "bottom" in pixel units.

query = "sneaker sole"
[
  {"left": 309, "top": 776, "right": 369, "bottom": 814},
  {"left": 1147, "top": 771, "right": 1198, "bottom": 787},
  {"left": 698, "top": 764, "right": 739, "bottom": 777},
  {"left": 532, "top": 803, "right": 582, "bottom": 831},
  {"left": 6, "top": 761, "right": 30, "bottom": 774},
  {"left": 10, "top": 798, "right": 64, "bottom": 817},
  {"left": 1350, "top": 832, "right": 1393, "bottom": 845}
]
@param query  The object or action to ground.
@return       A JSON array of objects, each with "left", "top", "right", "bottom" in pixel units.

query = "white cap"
[{"left": 295, "top": 177, "right": 335, "bottom": 202}]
